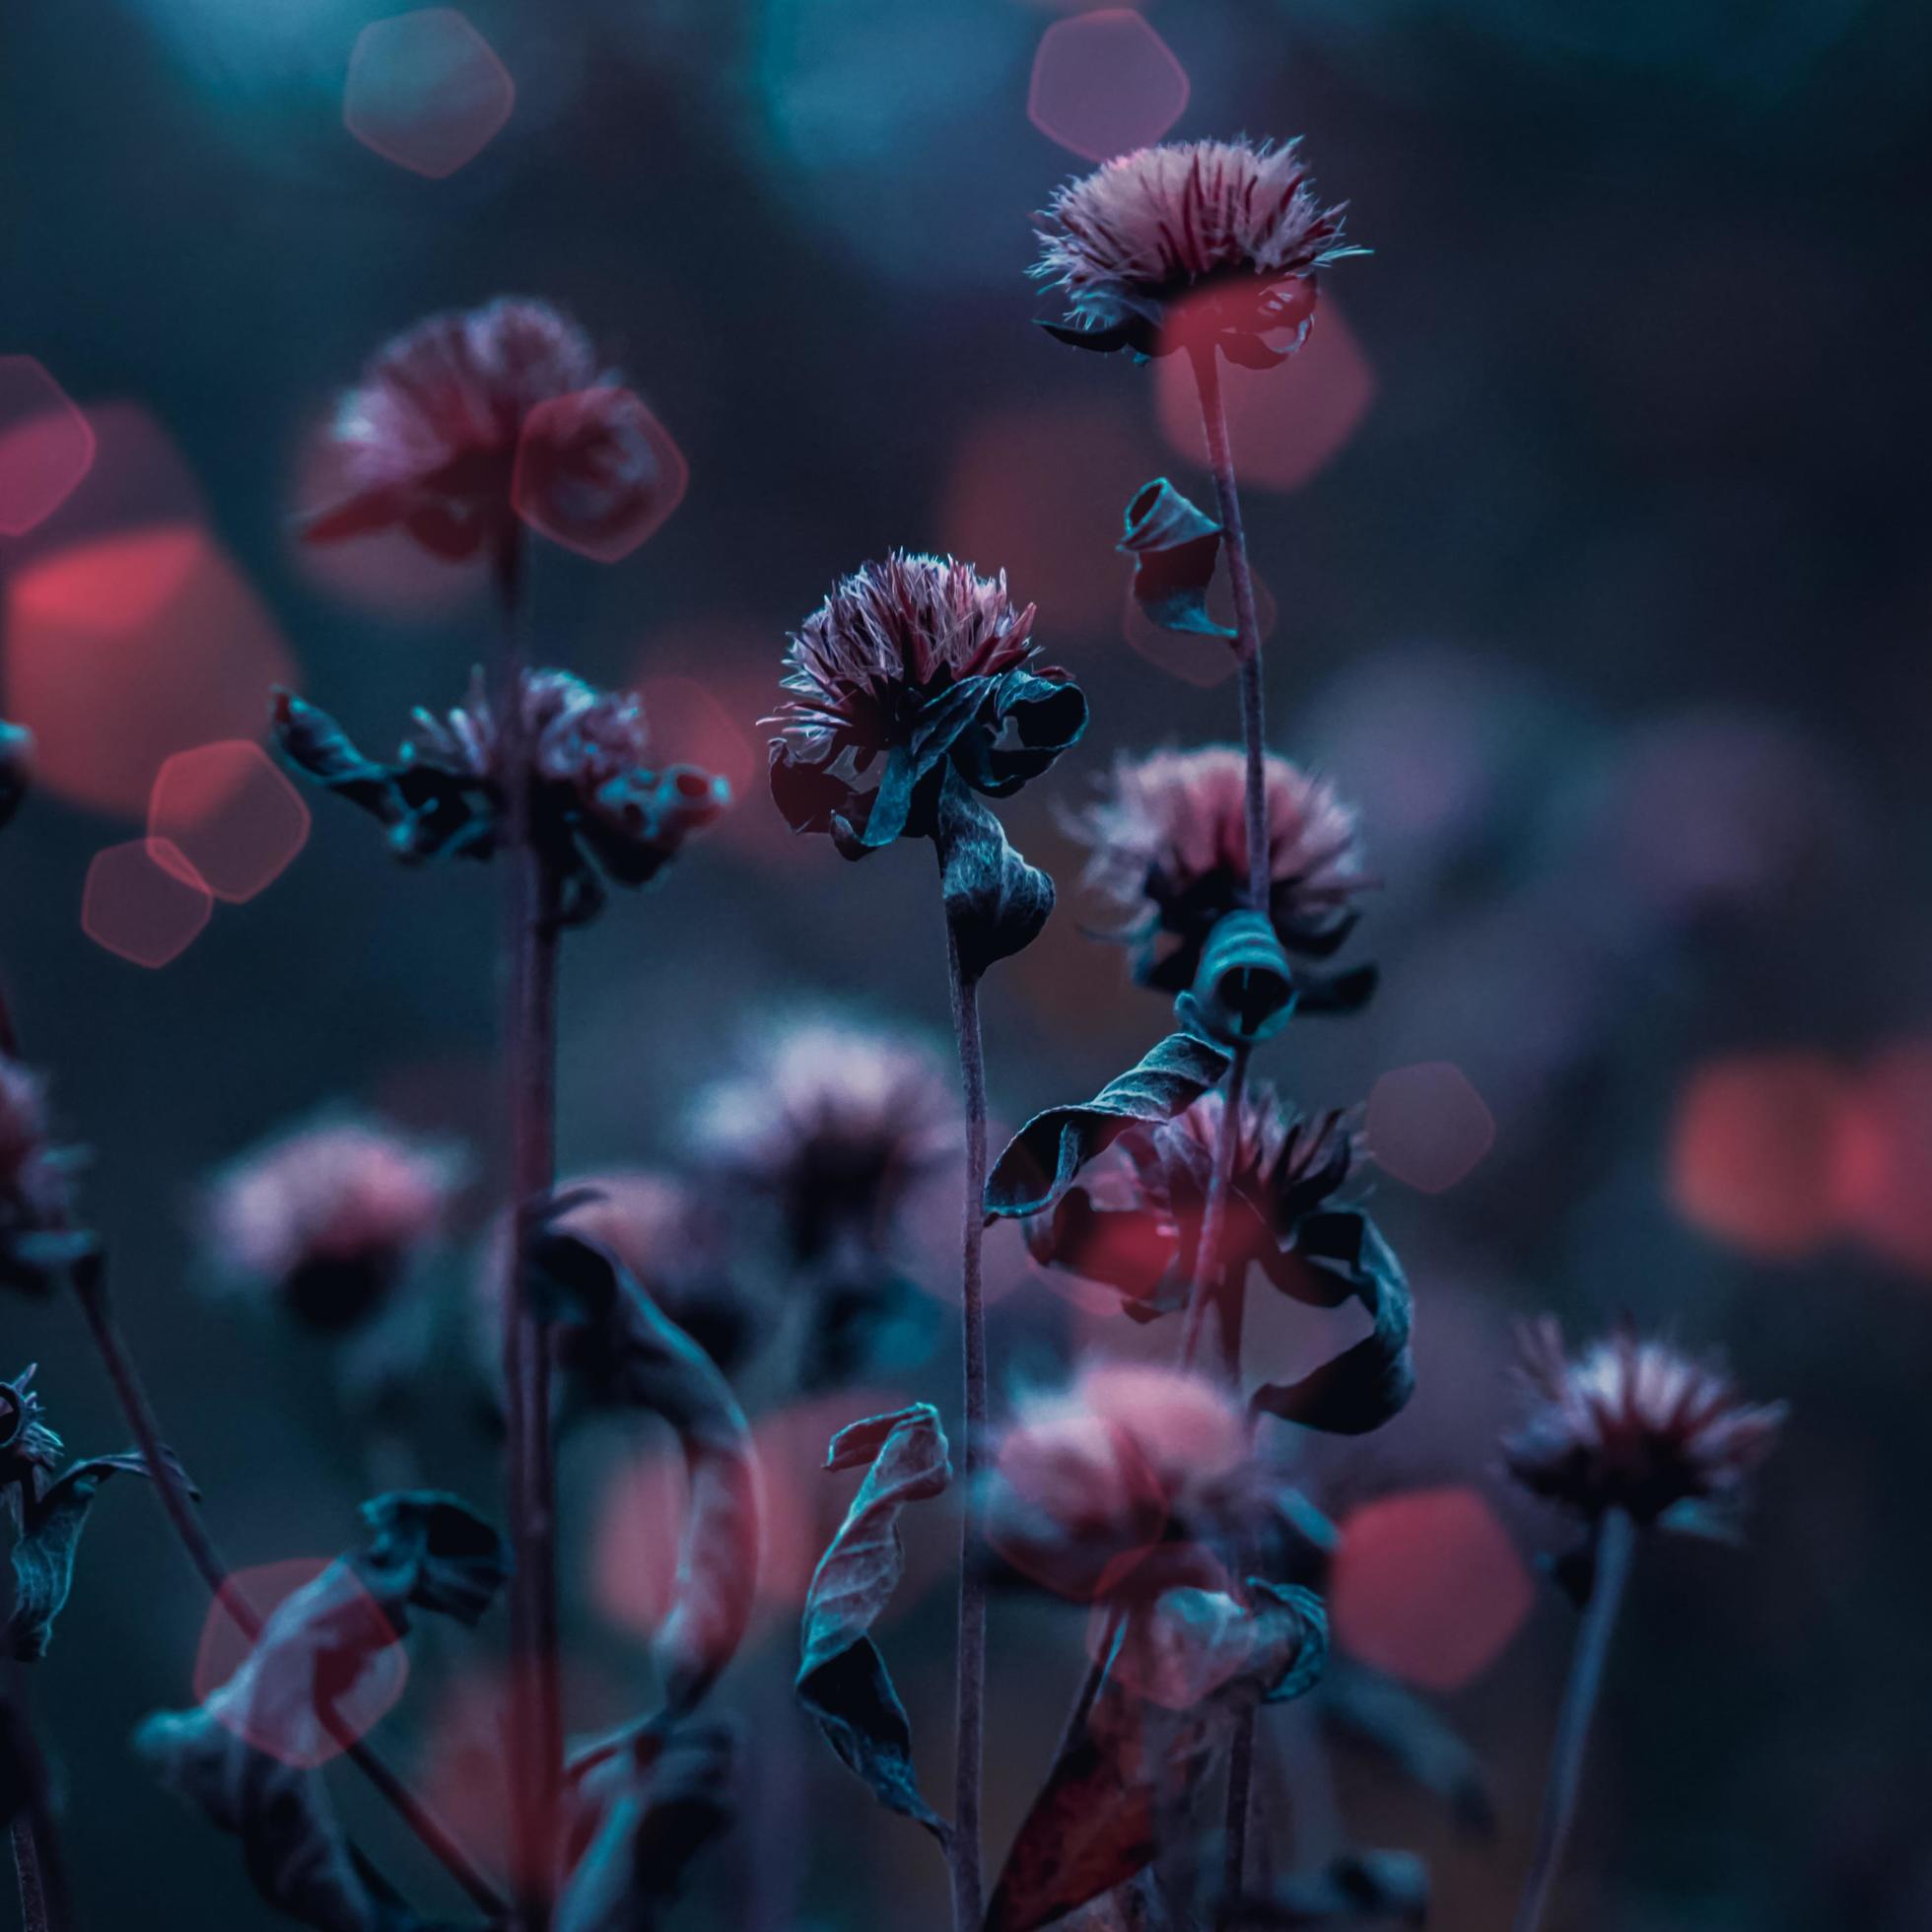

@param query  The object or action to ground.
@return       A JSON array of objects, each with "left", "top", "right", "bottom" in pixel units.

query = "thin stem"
[
  {"left": 942, "top": 913, "right": 989, "bottom": 1932},
  {"left": 492, "top": 522, "right": 563, "bottom": 1932},
  {"left": 1222, "top": 1705, "right": 1257, "bottom": 1904},
  {"left": 1511, "top": 1509, "right": 1638, "bottom": 1932},
  {"left": 1178, "top": 1043, "right": 1251, "bottom": 1374},
  {"left": 3, "top": 1678, "right": 72, "bottom": 1932},
  {"left": 11, "top": 1818, "right": 52, "bottom": 1932}
]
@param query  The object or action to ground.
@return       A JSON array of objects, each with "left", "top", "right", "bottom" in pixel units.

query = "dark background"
[{"left": 2, "top": 0, "right": 1930, "bottom": 1925}]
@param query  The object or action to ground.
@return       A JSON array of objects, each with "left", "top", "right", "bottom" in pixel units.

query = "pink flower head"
[
  {"left": 986, "top": 1361, "right": 1257, "bottom": 1600},
  {"left": 204, "top": 1114, "right": 463, "bottom": 1332},
  {"left": 0, "top": 1055, "right": 77, "bottom": 1291},
  {"left": 770, "top": 553, "right": 1086, "bottom": 855},
  {"left": 1065, "top": 746, "right": 1372, "bottom": 1008},
  {"left": 305, "top": 297, "right": 663, "bottom": 561},
  {"left": 1503, "top": 1319, "right": 1786, "bottom": 1527},
  {"left": 1034, "top": 138, "right": 1359, "bottom": 361}
]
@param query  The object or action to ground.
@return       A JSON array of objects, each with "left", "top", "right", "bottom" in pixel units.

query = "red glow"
[
  {"left": 1670, "top": 1052, "right": 1850, "bottom": 1260},
  {"left": 1367, "top": 1062, "right": 1496, "bottom": 1194},
  {"left": 512, "top": 387, "right": 687, "bottom": 562},
  {"left": 633, "top": 675, "right": 756, "bottom": 803},
  {"left": 147, "top": 741, "right": 310, "bottom": 904},
  {"left": 0, "top": 359, "right": 96, "bottom": 538},
  {"left": 1028, "top": 11, "right": 1188, "bottom": 162},
  {"left": 81, "top": 839, "right": 213, "bottom": 968},
  {"left": 1154, "top": 298, "right": 1376, "bottom": 493},
  {"left": 1331, "top": 1487, "right": 1532, "bottom": 1691},
  {"left": 1838, "top": 1044, "right": 1932, "bottom": 1276},
  {"left": 344, "top": 9, "right": 514, "bottom": 180},
  {"left": 4, "top": 524, "right": 298, "bottom": 819},
  {"left": 192, "top": 1558, "right": 406, "bottom": 1768}
]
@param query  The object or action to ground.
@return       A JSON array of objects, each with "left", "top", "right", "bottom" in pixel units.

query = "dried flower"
[
  {"left": 0, "top": 720, "right": 33, "bottom": 832},
  {"left": 275, "top": 666, "right": 728, "bottom": 925},
  {"left": 203, "top": 1114, "right": 463, "bottom": 1333},
  {"left": 304, "top": 297, "right": 663, "bottom": 561},
  {"left": 1033, "top": 138, "right": 1359, "bottom": 364},
  {"left": 985, "top": 1361, "right": 1264, "bottom": 1600},
  {"left": 769, "top": 552, "right": 1085, "bottom": 857},
  {"left": 1503, "top": 1319, "right": 1787, "bottom": 1528},
  {"left": 0, "top": 1055, "right": 80, "bottom": 1294},
  {"left": 1065, "top": 746, "right": 1373, "bottom": 1010},
  {"left": 0, "top": 1365, "right": 64, "bottom": 1515}
]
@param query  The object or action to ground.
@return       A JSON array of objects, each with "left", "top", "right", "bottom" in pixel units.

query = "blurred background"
[{"left": 2, "top": 0, "right": 1930, "bottom": 1925}]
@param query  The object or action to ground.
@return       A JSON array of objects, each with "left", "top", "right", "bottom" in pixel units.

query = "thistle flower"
[
  {"left": 203, "top": 1114, "right": 463, "bottom": 1333},
  {"left": 1033, "top": 138, "right": 1359, "bottom": 364},
  {"left": 985, "top": 1361, "right": 1264, "bottom": 1601},
  {"left": 0, "top": 1055, "right": 80, "bottom": 1295},
  {"left": 769, "top": 551, "right": 1086, "bottom": 857},
  {"left": 0, "top": 1365, "right": 64, "bottom": 1518},
  {"left": 304, "top": 297, "right": 662, "bottom": 561},
  {"left": 1503, "top": 1319, "right": 1786, "bottom": 1529},
  {"left": 1065, "top": 746, "right": 1374, "bottom": 1010},
  {"left": 275, "top": 666, "right": 729, "bottom": 925},
  {"left": 0, "top": 719, "right": 33, "bottom": 832}
]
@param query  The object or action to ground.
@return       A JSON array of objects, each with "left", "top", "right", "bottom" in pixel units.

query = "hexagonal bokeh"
[
  {"left": 1367, "top": 1061, "right": 1496, "bottom": 1194},
  {"left": 1331, "top": 1486, "right": 1532, "bottom": 1692},
  {"left": 81, "top": 839, "right": 213, "bottom": 968},
  {"left": 1028, "top": 10, "right": 1189, "bottom": 162},
  {"left": 148, "top": 741, "right": 311, "bottom": 905},
  {"left": 344, "top": 9, "right": 515, "bottom": 180},
  {"left": 192, "top": 1558, "right": 407, "bottom": 1767},
  {"left": 0, "top": 356, "right": 96, "bottom": 538},
  {"left": 512, "top": 387, "right": 688, "bottom": 562},
  {"left": 1840, "top": 1043, "right": 1932, "bottom": 1276}
]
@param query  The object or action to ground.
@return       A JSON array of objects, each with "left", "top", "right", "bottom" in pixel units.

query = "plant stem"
[
  {"left": 492, "top": 523, "right": 563, "bottom": 1932},
  {"left": 3, "top": 1676, "right": 72, "bottom": 1932},
  {"left": 1511, "top": 1509, "right": 1638, "bottom": 1932},
  {"left": 1222, "top": 1704, "right": 1257, "bottom": 1903},
  {"left": 942, "top": 912, "right": 989, "bottom": 1932},
  {"left": 1177, "top": 1042, "right": 1251, "bottom": 1375}
]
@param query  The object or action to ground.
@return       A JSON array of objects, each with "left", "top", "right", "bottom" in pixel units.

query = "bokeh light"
[
  {"left": 1027, "top": 10, "right": 1189, "bottom": 163},
  {"left": 1367, "top": 1062, "right": 1495, "bottom": 1194},
  {"left": 1330, "top": 1487, "right": 1532, "bottom": 1691},
  {"left": 343, "top": 9, "right": 514, "bottom": 179},
  {"left": 511, "top": 387, "right": 688, "bottom": 562},
  {"left": 1838, "top": 1043, "right": 1932, "bottom": 1276},
  {"left": 82, "top": 839, "right": 214, "bottom": 967},
  {"left": 147, "top": 741, "right": 310, "bottom": 904},
  {"left": 0, "top": 357, "right": 96, "bottom": 538}
]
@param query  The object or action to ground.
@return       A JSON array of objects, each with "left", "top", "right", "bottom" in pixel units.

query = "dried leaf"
[
  {"left": 1119, "top": 478, "right": 1236, "bottom": 641},
  {"left": 985, "top": 1032, "right": 1232, "bottom": 1222},
  {"left": 1221, "top": 1851, "right": 1429, "bottom": 1926},
  {"left": 936, "top": 773, "right": 1055, "bottom": 982},
  {"left": 530, "top": 1226, "right": 762, "bottom": 1724},
  {"left": 796, "top": 1404, "right": 952, "bottom": 1840},
  {"left": 1175, "top": 911, "right": 1296, "bottom": 1048}
]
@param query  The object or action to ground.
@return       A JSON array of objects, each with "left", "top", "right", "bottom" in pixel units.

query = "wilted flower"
[
  {"left": 1033, "top": 138, "right": 1358, "bottom": 364},
  {"left": 275, "top": 666, "right": 729, "bottom": 925},
  {"left": 769, "top": 552, "right": 1086, "bottom": 857},
  {"left": 1065, "top": 746, "right": 1373, "bottom": 1010},
  {"left": 0, "top": 1365, "right": 64, "bottom": 1516},
  {"left": 985, "top": 1361, "right": 1266, "bottom": 1600},
  {"left": 304, "top": 297, "right": 671, "bottom": 562},
  {"left": 1503, "top": 1319, "right": 1787, "bottom": 1528},
  {"left": 204, "top": 1114, "right": 463, "bottom": 1333},
  {"left": 0, "top": 720, "right": 33, "bottom": 832},
  {"left": 0, "top": 1055, "right": 80, "bottom": 1295}
]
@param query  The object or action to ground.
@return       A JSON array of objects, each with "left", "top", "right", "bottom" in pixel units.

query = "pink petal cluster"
[
  {"left": 1068, "top": 746, "right": 1364, "bottom": 926},
  {"left": 1162, "top": 1079, "right": 1354, "bottom": 1199},
  {"left": 1035, "top": 138, "right": 1352, "bottom": 334},
  {"left": 1504, "top": 1319, "right": 1786, "bottom": 1524},
  {"left": 408, "top": 667, "right": 651, "bottom": 791}
]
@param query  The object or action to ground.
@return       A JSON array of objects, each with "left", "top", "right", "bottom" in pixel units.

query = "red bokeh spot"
[
  {"left": 1836, "top": 1043, "right": 1932, "bottom": 1276},
  {"left": 191, "top": 1558, "right": 406, "bottom": 1768},
  {"left": 345, "top": 9, "right": 514, "bottom": 179},
  {"left": 1028, "top": 11, "right": 1189, "bottom": 162},
  {"left": 633, "top": 674, "right": 756, "bottom": 803},
  {"left": 3, "top": 524, "right": 298, "bottom": 820},
  {"left": 82, "top": 839, "right": 213, "bottom": 968},
  {"left": 1154, "top": 299, "right": 1376, "bottom": 493},
  {"left": 1331, "top": 1487, "right": 1532, "bottom": 1692},
  {"left": 1670, "top": 1052, "right": 1850, "bottom": 1261},
  {"left": 147, "top": 741, "right": 310, "bottom": 904},
  {"left": 512, "top": 387, "right": 687, "bottom": 562},
  {"left": 1368, "top": 1062, "right": 1495, "bottom": 1194},
  {"left": 0, "top": 358, "right": 96, "bottom": 538}
]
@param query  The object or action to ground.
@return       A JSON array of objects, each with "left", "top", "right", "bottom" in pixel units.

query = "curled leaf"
[
  {"left": 985, "top": 1032, "right": 1231, "bottom": 1222},
  {"left": 1119, "top": 479, "right": 1235, "bottom": 641},
  {"left": 530, "top": 1226, "right": 761, "bottom": 1723},
  {"left": 1221, "top": 1851, "right": 1428, "bottom": 1927},
  {"left": 1251, "top": 1211, "right": 1414, "bottom": 1435},
  {"left": 1176, "top": 911, "right": 1297, "bottom": 1047},
  {"left": 937, "top": 772, "right": 1055, "bottom": 982},
  {"left": 796, "top": 1404, "right": 952, "bottom": 1841},
  {"left": 271, "top": 693, "right": 408, "bottom": 833}
]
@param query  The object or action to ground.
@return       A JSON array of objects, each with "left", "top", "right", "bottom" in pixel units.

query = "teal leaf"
[
  {"left": 1175, "top": 909, "right": 1296, "bottom": 1047},
  {"left": 936, "top": 773, "right": 1055, "bottom": 982},
  {"left": 1119, "top": 479, "right": 1235, "bottom": 641}
]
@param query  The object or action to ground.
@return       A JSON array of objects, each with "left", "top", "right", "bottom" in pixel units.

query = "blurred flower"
[
  {"left": 1503, "top": 1319, "right": 1786, "bottom": 1529},
  {"left": 204, "top": 1114, "right": 463, "bottom": 1333},
  {"left": 985, "top": 1360, "right": 1266, "bottom": 1600},
  {"left": 275, "top": 668, "right": 729, "bottom": 926},
  {"left": 304, "top": 298, "right": 652, "bottom": 561},
  {"left": 1034, "top": 138, "right": 1358, "bottom": 363},
  {"left": 0, "top": 720, "right": 33, "bottom": 832},
  {"left": 1065, "top": 746, "right": 1374, "bottom": 1011},
  {"left": 768, "top": 552, "right": 1085, "bottom": 857},
  {"left": 0, "top": 1055, "right": 80, "bottom": 1295},
  {"left": 0, "top": 1364, "right": 63, "bottom": 1516}
]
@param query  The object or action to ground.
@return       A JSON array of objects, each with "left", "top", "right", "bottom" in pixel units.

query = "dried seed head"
[
  {"left": 409, "top": 666, "right": 652, "bottom": 793},
  {"left": 0, "top": 1363, "right": 64, "bottom": 1514}
]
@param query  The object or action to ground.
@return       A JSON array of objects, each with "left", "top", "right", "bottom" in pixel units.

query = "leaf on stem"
[
  {"left": 795, "top": 1403, "right": 952, "bottom": 1841},
  {"left": 1119, "top": 480, "right": 1236, "bottom": 641},
  {"left": 936, "top": 772, "right": 1055, "bottom": 982},
  {"left": 1175, "top": 911, "right": 1296, "bottom": 1047}
]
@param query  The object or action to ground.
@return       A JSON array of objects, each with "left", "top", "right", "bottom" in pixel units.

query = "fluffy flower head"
[
  {"left": 409, "top": 666, "right": 651, "bottom": 791},
  {"left": 1503, "top": 1319, "right": 1786, "bottom": 1526}
]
